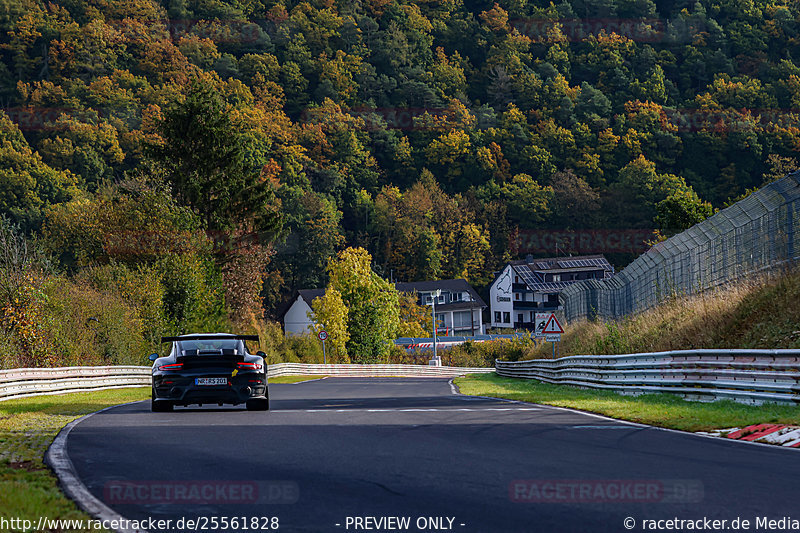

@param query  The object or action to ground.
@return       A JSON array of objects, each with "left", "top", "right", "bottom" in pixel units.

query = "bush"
[
  {"left": 79, "top": 262, "right": 168, "bottom": 350},
  {"left": 42, "top": 276, "right": 152, "bottom": 366},
  {"left": 443, "top": 337, "right": 542, "bottom": 366},
  {"left": 155, "top": 253, "right": 228, "bottom": 335},
  {"left": 387, "top": 337, "right": 543, "bottom": 368},
  {"left": 246, "top": 320, "right": 325, "bottom": 364}
]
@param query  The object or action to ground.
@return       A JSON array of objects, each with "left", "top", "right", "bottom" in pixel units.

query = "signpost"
[
  {"left": 534, "top": 313, "right": 550, "bottom": 338},
  {"left": 429, "top": 290, "right": 441, "bottom": 366},
  {"left": 540, "top": 314, "right": 565, "bottom": 358},
  {"left": 318, "top": 330, "right": 328, "bottom": 364}
]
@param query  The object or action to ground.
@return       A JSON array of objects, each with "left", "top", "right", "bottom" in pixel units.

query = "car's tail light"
[
  {"left": 158, "top": 363, "right": 184, "bottom": 371},
  {"left": 237, "top": 362, "right": 263, "bottom": 370}
]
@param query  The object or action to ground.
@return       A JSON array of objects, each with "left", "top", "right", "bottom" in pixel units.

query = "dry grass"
[{"left": 523, "top": 266, "right": 800, "bottom": 359}]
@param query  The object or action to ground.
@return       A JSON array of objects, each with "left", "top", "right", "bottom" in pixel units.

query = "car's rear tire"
[
  {"left": 246, "top": 397, "right": 269, "bottom": 411},
  {"left": 151, "top": 389, "right": 174, "bottom": 412},
  {"left": 151, "top": 400, "right": 173, "bottom": 412}
]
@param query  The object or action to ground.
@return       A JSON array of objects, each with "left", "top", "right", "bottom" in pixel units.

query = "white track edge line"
[
  {"left": 286, "top": 376, "right": 329, "bottom": 385},
  {"left": 45, "top": 401, "right": 149, "bottom": 533},
  {"left": 449, "top": 380, "right": 800, "bottom": 452}
]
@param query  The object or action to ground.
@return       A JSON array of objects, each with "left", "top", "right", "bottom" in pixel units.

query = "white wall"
[
  {"left": 489, "top": 264, "right": 514, "bottom": 328},
  {"left": 284, "top": 297, "right": 315, "bottom": 336}
]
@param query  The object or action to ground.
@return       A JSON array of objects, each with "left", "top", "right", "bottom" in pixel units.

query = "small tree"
[
  {"left": 310, "top": 287, "right": 350, "bottom": 363},
  {"left": 326, "top": 247, "right": 399, "bottom": 363},
  {"left": 655, "top": 189, "right": 715, "bottom": 234},
  {"left": 397, "top": 291, "right": 429, "bottom": 337}
]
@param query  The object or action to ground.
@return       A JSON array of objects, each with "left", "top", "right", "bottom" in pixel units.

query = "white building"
[
  {"left": 395, "top": 279, "right": 487, "bottom": 336},
  {"left": 488, "top": 255, "right": 613, "bottom": 330},
  {"left": 282, "top": 289, "right": 325, "bottom": 336},
  {"left": 282, "top": 280, "right": 487, "bottom": 337}
]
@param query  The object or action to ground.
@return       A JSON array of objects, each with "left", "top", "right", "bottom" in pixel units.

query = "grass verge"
[
  {"left": 454, "top": 374, "right": 800, "bottom": 432},
  {"left": 268, "top": 375, "right": 327, "bottom": 384},
  {"left": 0, "top": 387, "right": 150, "bottom": 524}
]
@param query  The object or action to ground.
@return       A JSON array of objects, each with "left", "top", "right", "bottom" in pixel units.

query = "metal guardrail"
[
  {"left": 561, "top": 171, "right": 800, "bottom": 321},
  {"left": 0, "top": 366, "right": 151, "bottom": 402},
  {"left": 0, "top": 363, "right": 494, "bottom": 402},
  {"left": 267, "top": 363, "right": 493, "bottom": 378},
  {"left": 495, "top": 349, "right": 800, "bottom": 404}
]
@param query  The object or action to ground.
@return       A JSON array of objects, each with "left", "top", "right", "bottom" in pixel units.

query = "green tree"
[
  {"left": 397, "top": 291, "right": 429, "bottom": 337},
  {"left": 326, "top": 247, "right": 399, "bottom": 363},
  {"left": 655, "top": 188, "right": 715, "bottom": 234},
  {"left": 310, "top": 288, "right": 350, "bottom": 363},
  {"left": 0, "top": 111, "right": 77, "bottom": 229},
  {"left": 149, "top": 77, "right": 281, "bottom": 236}
]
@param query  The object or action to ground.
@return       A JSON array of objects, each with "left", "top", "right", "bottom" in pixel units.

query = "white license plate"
[{"left": 195, "top": 377, "right": 228, "bottom": 386}]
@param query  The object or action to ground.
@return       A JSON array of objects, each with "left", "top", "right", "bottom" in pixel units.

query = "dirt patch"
[{"left": 8, "top": 460, "right": 45, "bottom": 471}]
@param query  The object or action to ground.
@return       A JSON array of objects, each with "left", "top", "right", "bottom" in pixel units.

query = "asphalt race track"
[{"left": 64, "top": 378, "right": 800, "bottom": 533}]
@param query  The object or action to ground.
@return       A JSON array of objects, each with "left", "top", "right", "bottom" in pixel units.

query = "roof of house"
[
  {"left": 395, "top": 279, "right": 487, "bottom": 309},
  {"left": 507, "top": 255, "right": 613, "bottom": 293},
  {"left": 283, "top": 279, "right": 487, "bottom": 319},
  {"left": 510, "top": 254, "right": 613, "bottom": 271},
  {"left": 298, "top": 288, "right": 326, "bottom": 304},
  {"left": 277, "top": 288, "right": 324, "bottom": 319}
]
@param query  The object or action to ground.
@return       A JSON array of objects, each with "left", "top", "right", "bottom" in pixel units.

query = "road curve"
[{"left": 63, "top": 377, "right": 800, "bottom": 533}]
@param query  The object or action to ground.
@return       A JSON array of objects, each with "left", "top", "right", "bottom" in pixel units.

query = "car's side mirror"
[
  {"left": 148, "top": 353, "right": 159, "bottom": 362},
  {"left": 256, "top": 351, "right": 266, "bottom": 357}
]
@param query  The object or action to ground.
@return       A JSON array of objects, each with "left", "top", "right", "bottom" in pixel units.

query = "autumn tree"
[
  {"left": 149, "top": 77, "right": 282, "bottom": 236},
  {"left": 310, "top": 288, "right": 349, "bottom": 363},
  {"left": 325, "top": 247, "right": 399, "bottom": 363}
]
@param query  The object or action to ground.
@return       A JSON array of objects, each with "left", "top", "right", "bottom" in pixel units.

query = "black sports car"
[{"left": 149, "top": 333, "right": 269, "bottom": 412}]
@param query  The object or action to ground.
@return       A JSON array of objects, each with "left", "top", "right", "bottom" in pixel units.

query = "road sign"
[
  {"left": 318, "top": 330, "right": 328, "bottom": 341},
  {"left": 541, "top": 314, "right": 564, "bottom": 335},
  {"left": 545, "top": 334, "right": 562, "bottom": 342},
  {"left": 534, "top": 313, "right": 550, "bottom": 337}
]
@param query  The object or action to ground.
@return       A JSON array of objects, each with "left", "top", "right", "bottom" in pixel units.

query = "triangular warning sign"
[{"left": 541, "top": 314, "right": 564, "bottom": 334}]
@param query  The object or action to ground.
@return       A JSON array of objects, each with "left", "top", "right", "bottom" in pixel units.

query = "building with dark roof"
[
  {"left": 395, "top": 279, "right": 487, "bottom": 336},
  {"left": 282, "top": 280, "right": 487, "bottom": 336},
  {"left": 282, "top": 289, "right": 326, "bottom": 336},
  {"left": 488, "top": 255, "right": 613, "bottom": 330}
]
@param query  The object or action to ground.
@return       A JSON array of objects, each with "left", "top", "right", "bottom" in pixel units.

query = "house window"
[
  {"left": 515, "top": 293, "right": 520, "bottom": 301},
  {"left": 517, "top": 314, "right": 523, "bottom": 324},
  {"left": 452, "top": 292, "right": 463, "bottom": 302},
  {"left": 453, "top": 311, "right": 471, "bottom": 328},
  {"left": 515, "top": 276, "right": 519, "bottom": 283},
  {"left": 552, "top": 274, "right": 561, "bottom": 282},
  {"left": 503, "top": 312, "right": 510, "bottom": 323},
  {"left": 495, "top": 312, "right": 501, "bottom": 323}
]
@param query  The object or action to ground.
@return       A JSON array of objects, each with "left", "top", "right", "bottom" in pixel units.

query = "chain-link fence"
[{"left": 561, "top": 171, "right": 800, "bottom": 321}]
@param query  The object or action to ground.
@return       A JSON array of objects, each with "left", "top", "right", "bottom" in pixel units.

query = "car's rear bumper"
[{"left": 153, "top": 372, "right": 267, "bottom": 406}]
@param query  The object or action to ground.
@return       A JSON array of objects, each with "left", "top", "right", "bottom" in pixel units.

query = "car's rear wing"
[{"left": 160, "top": 335, "right": 260, "bottom": 343}]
